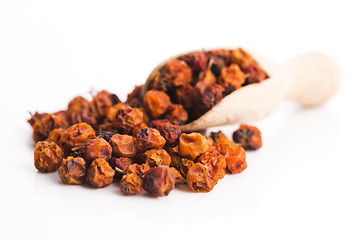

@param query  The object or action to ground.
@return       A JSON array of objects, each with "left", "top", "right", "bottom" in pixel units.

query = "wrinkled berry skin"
[
  {"left": 225, "top": 146, "right": 247, "bottom": 174},
  {"left": 87, "top": 158, "right": 115, "bottom": 188},
  {"left": 127, "top": 163, "right": 150, "bottom": 176},
  {"left": 241, "top": 62, "right": 267, "bottom": 85},
  {"left": 66, "top": 96, "right": 97, "bottom": 127},
  {"left": 109, "top": 134, "right": 136, "bottom": 157},
  {"left": 211, "top": 131, "right": 234, "bottom": 155},
  {"left": 58, "top": 156, "right": 86, "bottom": 184},
  {"left": 126, "top": 85, "right": 144, "bottom": 107},
  {"left": 97, "top": 130, "right": 118, "bottom": 142},
  {"left": 192, "top": 81, "right": 223, "bottom": 118},
  {"left": 160, "top": 59, "right": 192, "bottom": 87},
  {"left": 85, "top": 137, "right": 112, "bottom": 164},
  {"left": 218, "top": 64, "right": 245, "bottom": 94},
  {"left": 61, "top": 123, "right": 96, "bottom": 152},
  {"left": 178, "top": 51, "right": 208, "bottom": 72},
  {"left": 208, "top": 49, "right": 231, "bottom": 77},
  {"left": 109, "top": 157, "right": 133, "bottom": 177},
  {"left": 163, "top": 104, "right": 188, "bottom": 125},
  {"left": 34, "top": 141, "right": 64, "bottom": 173},
  {"left": 106, "top": 103, "right": 144, "bottom": 134},
  {"left": 179, "top": 158, "right": 194, "bottom": 177},
  {"left": 134, "top": 127, "right": 166, "bottom": 151},
  {"left": 120, "top": 173, "right": 143, "bottom": 195},
  {"left": 143, "top": 90, "right": 171, "bottom": 118},
  {"left": 232, "top": 124, "right": 262, "bottom": 150},
  {"left": 132, "top": 123, "right": 148, "bottom": 137},
  {"left": 178, "top": 133, "right": 209, "bottom": 160},
  {"left": 143, "top": 166, "right": 176, "bottom": 197},
  {"left": 230, "top": 48, "right": 253, "bottom": 67},
  {"left": 174, "top": 84, "right": 194, "bottom": 111},
  {"left": 149, "top": 119, "right": 181, "bottom": 147},
  {"left": 198, "top": 149, "right": 226, "bottom": 180},
  {"left": 91, "top": 90, "right": 119, "bottom": 120},
  {"left": 143, "top": 149, "right": 171, "bottom": 167},
  {"left": 170, "top": 167, "right": 185, "bottom": 185},
  {"left": 30, "top": 111, "right": 69, "bottom": 141},
  {"left": 46, "top": 128, "right": 66, "bottom": 146},
  {"left": 187, "top": 163, "right": 216, "bottom": 193}
]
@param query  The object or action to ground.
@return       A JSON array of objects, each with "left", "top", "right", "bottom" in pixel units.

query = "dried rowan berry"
[
  {"left": 91, "top": 90, "right": 118, "bottom": 120},
  {"left": 109, "top": 134, "right": 136, "bottom": 157},
  {"left": 84, "top": 137, "right": 112, "bottom": 163},
  {"left": 160, "top": 59, "right": 192, "bottom": 87},
  {"left": 126, "top": 85, "right": 144, "bottom": 106},
  {"left": 97, "top": 122, "right": 117, "bottom": 133},
  {"left": 143, "top": 166, "right": 176, "bottom": 197},
  {"left": 225, "top": 146, "right": 247, "bottom": 174},
  {"left": 208, "top": 49, "right": 231, "bottom": 76},
  {"left": 149, "top": 119, "right": 181, "bottom": 147},
  {"left": 187, "top": 163, "right": 216, "bottom": 192},
  {"left": 134, "top": 127, "right": 166, "bottom": 151},
  {"left": 61, "top": 123, "right": 96, "bottom": 152},
  {"left": 97, "top": 129, "right": 118, "bottom": 142},
  {"left": 53, "top": 110, "right": 69, "bottom": 126},
  {"left": 46, "top": 128, "right": 65, "bottom": 146},
  {"left": 178, "top": 133, "right": 209, "bottom": 160},
  {"left": 230, "top": 48, "right": 254, "bottom": 67},
  {"left": 178, "top": 51, "right": 208, "bottom": 72},
  {"left": 233, "top": 124, "right": 262, "bottom": 150},
  {"left": 132, "top": 123, "right": 148, "bottom": 136},
  {"left": 198, "top": 149, "right": 226, "bottom": 180},
  {"left": 167, "top": 146, "right": 183, "bottom": 168},
  {"left": 198, "top": 69, "right": 216, "bottom": 84},
  {"left": 179, "top": 158, "right": 194, "bottom": 177},
  {"left": 109, "top": 157, "right": 133, "bottom": 176},
  {"left": 241, "top": 61, "right": 267, "bottom": 84},
  {"left": 218, "top": 64, "right": 245, "bottom": 94},
  {"left": 170, "top": 167, "right": 185, "bottom": 184},
  {"left": 209, "top": 57, "right": 227, "bottom": 77},
  {"left": 127, "top": 163, "right": 150, "bottom": 176},
  {"left": 30, "top": 111, "right": 69, "bottom": 141},
  {"left": 58, "top": 156, "right": 86, "bottom": 184},
  {"left": 208, "top": 49, "right": 231, "bottom": 65},
  {"left": 163, "top": 104, "right": 188, "bottom": 125},
  {"left": 206, "top": 136, "right": 214, "bottom": 147},
  {"left": 69, "top": 145, "right": 86, "bottom": 158},
  {"left": 192, "top": 81, "right": 223, "bottom": 118},
  {"left": 143, "top": 90, "right": 171, "bottom": 118},
  {"left": 66, "top": 96, "right": 97, "bottom": 127},
  {"left": 148, "top": 71, "right": 169, "bottom": 92},
  {"left": 30, "top": 118, "right": 49, "bottom": 141},
  {"left": 120, "top": 173, "right": 143, "bottom": 195},
  {"left": 34, "top": 141, "right": 64, "bottom": 172},
  {"left": 108, "top": 92, "right": 121, "bottom": 105},
  {"left": 138, "top": 108, "right": 150, "bottom": 124},
  {"left": 211, "top": 131, "right": 234, "bottom": 155},
  {"left": 210, "top": 130, "right": 228, "bottom": 142},
  {"left": 27, "top": 112, "right": 48, "bottom": 127},
  {"left": 143, "top": 149, "right": 171, "bottom": 167},
  {"left": 174, "top": 84, "right": 194, "bottom": 111},
  {"left": 106, "top": 103, "right": 144, "bottom": 134},
  {"left": 87, "top": 158, "right": 115, "bottom": 188}
]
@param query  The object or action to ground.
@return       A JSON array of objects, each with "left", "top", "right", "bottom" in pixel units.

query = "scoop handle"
[{"left": 281, "top": 53, "right": 340, "bottom": 107}]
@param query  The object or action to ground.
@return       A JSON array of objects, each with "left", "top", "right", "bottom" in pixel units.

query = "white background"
[{"left": 0, "top": 1, "right": 359, "bottom": 239}]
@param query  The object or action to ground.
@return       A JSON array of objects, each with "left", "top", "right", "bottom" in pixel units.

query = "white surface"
[{"left": 0, "top": 1, "right": 359, "bottom": 240}]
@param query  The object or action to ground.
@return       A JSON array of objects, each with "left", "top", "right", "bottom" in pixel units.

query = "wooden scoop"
[{"left": 144, "top": 49, "right": 340, "bottom": 132}]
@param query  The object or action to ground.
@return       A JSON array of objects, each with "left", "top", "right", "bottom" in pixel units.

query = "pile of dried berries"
[
  {"left": 141, "top": 48, "right": 268, "bottom": 122},
  {"left": 28, "top": 48, "right": 265, "bottom": 197}
]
